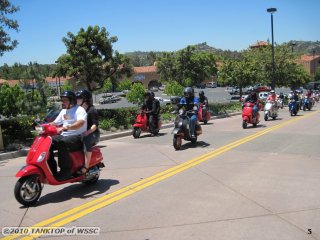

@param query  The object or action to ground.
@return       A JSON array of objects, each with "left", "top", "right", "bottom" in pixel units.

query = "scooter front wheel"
[
  {"left": 242, "top": 121, "right": 247, "bottom": 129},
  {"left": 173, "top": 136, "right": 182, "bottom": 150},
  {"left": 264, "top": 113, "right": 268, "bottom": 121},
  {"left": 132, "top": 128, "right": 141, "bottom": 138},
  {"left": 14, "top": 175, "right": 42, "bottom": 206}
]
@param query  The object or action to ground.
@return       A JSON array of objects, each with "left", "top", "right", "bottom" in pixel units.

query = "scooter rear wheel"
[
  {"left": 14, "top": 175, "right": 42, "bottom": 206},
  {"left": 173, "top": 136, "right": 182, "bottom": 150},
  {"left": 82, "top": 174, "right": 99, "bottom": 185}
]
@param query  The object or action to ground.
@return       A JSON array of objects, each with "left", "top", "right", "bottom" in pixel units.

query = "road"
[{"left": 0, "top": 106, "right": 319, "bottom": 240}]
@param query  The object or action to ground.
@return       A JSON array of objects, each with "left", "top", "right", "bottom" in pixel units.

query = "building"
[
  {"left": 0, "top": 77, "right": 71, "bottom": 94},
  {"left": 297, "top": 54, "right": 320, "bottom": 77},
  {"left": 249, "top": 41, "right": 269, "bottom": 49},
  {"left": 128, "top": 65, "right": 161, "bottom": 89}
]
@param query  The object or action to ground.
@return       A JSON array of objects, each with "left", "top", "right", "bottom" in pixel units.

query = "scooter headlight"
[
  {"left": 193, "top": 106, "right": 198, "bottom": 111},
  {"left": 36, "top": 152, "right": 46, "bottom": 162},
  {"left": 179, "top": 109, "right": 184, "bottom": 115}
]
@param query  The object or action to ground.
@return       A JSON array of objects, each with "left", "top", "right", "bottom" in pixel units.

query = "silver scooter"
[{"left": 264, "top": 100, "right": 279, "bottom": 121}]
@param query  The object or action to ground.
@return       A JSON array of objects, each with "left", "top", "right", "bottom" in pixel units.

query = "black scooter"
[{"left": 172, "top": 108, "right": 202, "bottom": 150}]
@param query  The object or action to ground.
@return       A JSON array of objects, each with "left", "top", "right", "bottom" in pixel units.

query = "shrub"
[
  {"left": 99, "top": 119, "right": 116, "bottom": 131},
  {"left": 208, "top": 102, "right": 242, "bottom": 115},
  {"left": 0, "top": 115, "right": 36, "bottom": 146}
]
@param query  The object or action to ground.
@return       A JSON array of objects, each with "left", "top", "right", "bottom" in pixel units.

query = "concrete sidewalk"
[{"left": 0, "top": 112, "right": 241, "bottom": 161}]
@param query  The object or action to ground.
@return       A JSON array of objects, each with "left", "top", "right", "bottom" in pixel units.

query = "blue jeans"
[
  {"left": 189, "top": 114, "right": 197, "bottom": 135},
  {"left": 253, "top": 105, "right": 258, "bottom": 117}
]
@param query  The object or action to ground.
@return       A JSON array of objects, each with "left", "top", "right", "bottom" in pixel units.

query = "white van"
[{"left": 206, "top": 82, "right": 217, "bottom": 88}]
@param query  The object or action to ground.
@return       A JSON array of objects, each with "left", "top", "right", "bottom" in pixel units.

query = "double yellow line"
[{"left": 3, "top": 110, "right": 319, "bottom": 240}]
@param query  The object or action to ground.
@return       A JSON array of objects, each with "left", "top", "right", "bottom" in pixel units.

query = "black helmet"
[
  {"left": 145, "top": 91, "right": 153, "bottom": 98},
  {"left": 199, "top": 91, "right": 204, "bottom": 97},
  {"left": 184, "top": 87, "right": 193, "bottom": 98},
  {"left": 76, "top": 89, "right": 93, "bottom": 105},
  {"left": 60, "top": 90, "right": 76, "bottom": 105},
  {"left": 76, "top": 89, "right": 92, "bottom": 101}
]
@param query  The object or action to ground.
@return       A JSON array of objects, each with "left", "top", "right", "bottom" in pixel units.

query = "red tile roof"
[
  {"left": 250, "top": 41, "right": 269, "bottom": 48},
  {"left": 134, "top": 65, "right": 157, "bottom": 73},
  {"left": 299, "top": 54, "right": 320, "bottom": 62},
  {"left": 45, "top": 76, "right": 71, "bottom": 83}
]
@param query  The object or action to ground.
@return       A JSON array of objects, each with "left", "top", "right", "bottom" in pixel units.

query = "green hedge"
[{"left": 0, "top": 116, "right": 36, "bottom": 146}]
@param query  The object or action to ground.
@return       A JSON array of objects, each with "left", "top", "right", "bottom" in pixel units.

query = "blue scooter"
[
  {"left": 288, "top": 99, "right": 299, "bottom": 116},
  {"left": 302, "top": 96, "right": 313, "bottom": 111}
]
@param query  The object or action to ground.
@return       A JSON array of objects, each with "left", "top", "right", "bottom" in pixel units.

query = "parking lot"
[{"left": 93, "top": 86, "right": 293, "bottom": 110}]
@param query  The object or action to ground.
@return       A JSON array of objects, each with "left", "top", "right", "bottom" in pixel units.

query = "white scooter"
[{"left": 264, "top": 100, "right": 279, "bottom": 121}]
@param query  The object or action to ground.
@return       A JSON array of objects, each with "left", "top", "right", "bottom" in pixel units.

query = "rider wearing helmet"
[
  {"left": 48, "top": 90, "right": 87, "bottom": 180},
  {"left": 198, "top": 90, "right": 208, "bottom": 106},
  {"left": 266, "top": 90, "right": 279, "bottom": 108},
  {"left": 142, "top": 91, "right": 160, "bottom": 135},
  {"left": 179, "top": 87, "right": 199, "bottom": 138},
  {"left": 76, "top": 89, "right": 100, "bottom": 174},
  {"left": 244, "top": 91, "right": 260, "bottom": 117},
  {"left": 292, "top": 90, "right": 300, "bottom": 102}
]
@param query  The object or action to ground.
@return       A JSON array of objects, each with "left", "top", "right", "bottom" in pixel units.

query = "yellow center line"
[{"left": 3, "top": 110, "right": 319, "bottom": 240}]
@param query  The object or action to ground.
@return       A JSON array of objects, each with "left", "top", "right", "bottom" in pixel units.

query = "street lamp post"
[
  {"left": 313, "top": 50, "right": 316, "bottom": 79},
  {"left": 267, "top": 8, "right": 277, "bottom": 90},
  {"left": 291, "top": 41, "right": 296, "bottom": 53}
]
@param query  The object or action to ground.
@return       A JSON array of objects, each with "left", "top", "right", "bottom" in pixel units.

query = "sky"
[{"left": 0, "top": 0, "right": 319, "bottom": 66}]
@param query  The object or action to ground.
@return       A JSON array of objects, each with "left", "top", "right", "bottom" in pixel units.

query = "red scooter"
[
  {"left": 132, "top": 110, "right": 161, "bottom": 138},
  {"left": 197, "top": 103, "right": 211, "bottom": 124},
  {"left": 14, "top": 124, "right": 104, "bottom": 206},
  {"left": 242, "top": 101, "right": 262, "bottom": 129}
]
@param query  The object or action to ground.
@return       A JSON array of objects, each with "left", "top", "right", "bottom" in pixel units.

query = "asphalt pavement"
[{"left": 0, "top": 105, "right": 319, "bottom": 240}]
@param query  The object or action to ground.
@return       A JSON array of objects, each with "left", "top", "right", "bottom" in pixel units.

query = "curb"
[{"left": 0, "top": 112, "right": 241, "bottom": 162}]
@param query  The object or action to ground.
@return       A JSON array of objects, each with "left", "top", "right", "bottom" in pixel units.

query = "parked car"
[
  {"left": 229, "top": 87, "right": 241, "bottom": 95},
  {"left": 206, "top": 82, "right": 217, "bottom": 88},
  {"left": 195, "top": 83, "right": 206, "bottom": 89},
  {"left": 158, "top": 85, "right": 166, "bottom": 91},
  {"left": 155, "top": 97, "right": 171, "bottom": 106},
  {"left": 253, "top": 84, "right": 271, "bottom": 92},
  {"left": 149, "top": 86, "right": 159, "bottom": 92},
  {"left": 99, "top": 94, "right": 121, "bottom": 104}
]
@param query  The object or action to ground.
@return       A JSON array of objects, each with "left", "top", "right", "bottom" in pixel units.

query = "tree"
[
  {"left": 157, "top": 46, "right": 217, "bottom": 87},
  {"left": 0, "top": 83, "right": 26, "bottom": 117},
  {"left": 219, "top": 46, "right": 311, "bottom": 92},
  {"left": 163, "top": 81, "right": 184, "bottom": 97},
  {"left": 56, "top": 25, "right": 133, "bottom": 91},
  {"left": 61, "top": 80, "right": 73, "bottom": 91},
  {"left": 126, "top": 83, "right": 145, "bottom": 105},
  {"left": 117, "top": 79, "right": 132, "bottom": 91},
  {"left": 0, "top": 0, "right": 19, "bottom": 56},
  {"left": 219, "top": 51, "right": 259, "bottom": 97}
]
